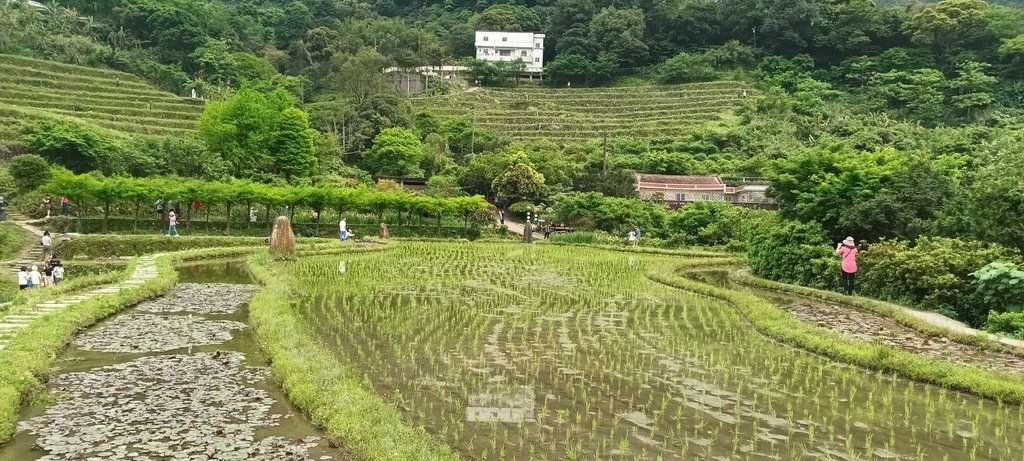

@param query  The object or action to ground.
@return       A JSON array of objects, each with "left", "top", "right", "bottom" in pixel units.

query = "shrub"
[
  {"left": 984, "top": 311, "right": 1024, "bottom": 338},
  {"left": 7, "top": 154, "right": 51, "bottom": 193},
  {"left": 665, "top": 201, "right": 750, "bottom": 247},
  {"left": 25, "top": 120, "right": 122, "bottom": 174},
  {"left": 547, "top": 192, "right": 667, "bottom": 237},
  {"left": 971, "top": 261, "right": 1024, "bottom": 313},
  {"left": 858, "top": 237, "right": 1018, "bottom": 327},
  {"left": 656, "top": 52, "right": 719, "bottom": 84},
  {"left": 747, "top": 217, "right": 836, "bottom": 289},
  {"left": 978, "top": 309, "right": 1024, "bottom": 338}
]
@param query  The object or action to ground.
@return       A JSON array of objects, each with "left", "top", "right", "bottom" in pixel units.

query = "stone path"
[
  {"left": 4, "top": 212, "right": 45, "bottom": 277},
  {"left": 0, "top": 254, "right": 160, "bottom": 352}
]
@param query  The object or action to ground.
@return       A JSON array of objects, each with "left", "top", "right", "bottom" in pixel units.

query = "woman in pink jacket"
[{"left": 836, "top": 236, "right": 858, "bottom": 295}]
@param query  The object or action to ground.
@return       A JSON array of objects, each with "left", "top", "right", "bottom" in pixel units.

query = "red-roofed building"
[{"left": 635, "top": 174, "right": 776, "bottom": 209}]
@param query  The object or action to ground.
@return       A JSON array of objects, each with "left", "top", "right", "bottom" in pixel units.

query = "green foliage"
[
  {"left": 858, "top": 237, "right": 1018, "bottom": 326},
  {"left": 547, "top": 192, "right": 667, "bottom": 236},
  {"left": 198, "top": 88, "right": 315, "bottom": 181},
  {"left": 971, "top": 261, "right": 1024, "bottom": 313},
  {"left": 746, "top": 217, "right": 836, "bottom": 289},
  {"left": 967, "top": 151, "right": 1024, "bottom": 251},
  {"left": 666, "top": 201, "right": 753, "bottom": 247},
  {"left": 656, "top": 52, "right": 718, "bottom": 84},
  {"left": 470, "top": 5, "right": 541, "bottom": 32},
  {"left": 272, "top": 108, "right": 317, "bottom": 181},
  {"left": 6, "top": 154, "right": 50, "bottom": 193},
  {"left": 0, "top": 222, "right": 30, "bottom": 262},
  {"left": 26, "top": 120, "right": 120, "bottom": 174},
  {"left": 769, "top": 145, "right": 951, "bottom": 241},
  {"left": 365, "top": 128, "right": 424, "bottom": 177},
  {"left": 588, "top": 7, "right": 648, "bottom": 66},
  {"left": 984, "top": 311, "right": 1024, "bottom": 338},
  {"left": 542, "top": 54, "right": 617, "bottom": 87},
  {"left": 492, "top": 162, "right": 545, "bottom": 204}
]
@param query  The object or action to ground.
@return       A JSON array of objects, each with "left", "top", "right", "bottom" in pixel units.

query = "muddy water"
[{"left": 0, "top": 261, "right": 349, "bottom": 461}]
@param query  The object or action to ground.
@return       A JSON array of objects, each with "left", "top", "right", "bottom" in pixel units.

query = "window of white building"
[
  {"left": 499, "top": 50, "right": 512, "bottom": 56},
  {"left": 520, "top": 50, "right": 528, "bottom": 57},
  {"left": 534, "top": 57, "right": 540, "bottom": 62},
  {"left": 502, "top": 37, "right": 507, "bottom": 42},
  {"left": 483, "top": 36, "right": 489, "bottom": 41}
]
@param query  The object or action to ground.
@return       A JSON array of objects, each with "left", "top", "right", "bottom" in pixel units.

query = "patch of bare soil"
[{"left": 760, "top": 291, "right": 1024, "bottom": 375}]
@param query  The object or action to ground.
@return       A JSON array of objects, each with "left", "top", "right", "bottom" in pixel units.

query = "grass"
[
  {"left": 0, "top": 223, "right": 31, "bottom": 262},
  {"left": 0, "top": 54, "right": 201, "bottom": 148},
  {"left": 410, "top": 81, "right": 758, "bottom": 142},
  {"left": 246, "top": 246, "right": 460, "bottom": 461}
]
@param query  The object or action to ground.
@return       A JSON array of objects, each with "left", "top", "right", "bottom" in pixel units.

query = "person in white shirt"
[
  {"left": 17, "top": 266, "right": 29, "bottom": 290},
  {"left": 52, "top": 264, "right": 65, "bottom": 285},
  {"left": 339, "top": 218, "right": 348, "bottom": 241},
  {"left": 28, "top": 265, "right": 41, "bottom": 288},
  {"left": 41, "top": 231, "right": 52, "bottom": 258}
]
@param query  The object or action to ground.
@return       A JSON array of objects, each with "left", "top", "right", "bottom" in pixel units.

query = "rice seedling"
[{"left": 278, "top": 242, "right": 1024, "bottom": 460}]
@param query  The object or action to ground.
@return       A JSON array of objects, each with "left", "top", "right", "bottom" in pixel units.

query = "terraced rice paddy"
[
  {"left": 0, "top": 54, "right": 202, "bottom": 150},
  {"left": 411, "top": 82, "right": 757, "bottom": 142},
  {"left": 288, "top": 243, "right": 1024, "bottom": 460}
]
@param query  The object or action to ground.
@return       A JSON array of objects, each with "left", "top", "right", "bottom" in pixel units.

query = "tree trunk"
[
  {"left": 225, "top": 203, "right": 232, "bottom": 233},
  {"left": 102, "top": 201, "right": 110, "bottom": 233},
  {"left": 133, "top": 202, "right": 140, "bottom": 232},
  {"left": 206, "top": 206, "right": 210, "bottom": 231}
]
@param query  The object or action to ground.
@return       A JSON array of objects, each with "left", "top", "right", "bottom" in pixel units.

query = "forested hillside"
[{"left": 1, "top": 0, "right": 1024, "bottom": 267}]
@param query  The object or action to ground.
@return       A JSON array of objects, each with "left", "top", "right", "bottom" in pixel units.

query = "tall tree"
[{"left": 272, "top": 107, "right": 317, "bottom": 181}]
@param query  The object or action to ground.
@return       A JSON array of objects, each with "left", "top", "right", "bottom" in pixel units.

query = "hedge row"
[
  {"left": 43, "top": 217, "right": 485, "bottom": 241},
  {"left": 43, "top": 171, "right": 491, "bottom": 234}
]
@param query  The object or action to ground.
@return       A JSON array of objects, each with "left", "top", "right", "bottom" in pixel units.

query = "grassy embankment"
[
  {"left": 411, "top": 81, "right": 758, "bottom": 142},
  {"left": 650, "top": 259, "right": 1024, "bottom": 404},
  {"left": 0, "top": 54, "right": 202, "bottom": 151}
]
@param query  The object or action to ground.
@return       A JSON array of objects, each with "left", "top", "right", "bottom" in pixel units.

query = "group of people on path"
[{"left": 17, "top": 231, "right": 64, "bottom": 290}]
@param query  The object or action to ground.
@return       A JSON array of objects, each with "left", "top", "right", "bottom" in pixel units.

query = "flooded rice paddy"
[
  {"left": 0, "top": 262, "right": 347, "bottom": 461},
  {"left": 292, "top": 243, "right": 1024, "bottom": 460}
]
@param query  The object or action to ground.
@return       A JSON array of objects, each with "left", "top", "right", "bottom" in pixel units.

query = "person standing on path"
[
  {"left": 250, "top": 206, "right": 258, "bottom": 223},
  {"left": 18, "top": 266, "right": 29, "bottom": 290},
  {"left": 28, "top": 265, "right": 41, "bottom": 288},
  {"left": 836, "top": 236, "right": 858, "bottom": 295},
  {"left": 41, "top": 231, "right": 52, "bottom": 259},
  {"left": 60, "top": 196, "right": 70, "bottom": 216},
  {"left": 628, "top": 228, "right": 638, "bottom": 247},
  {"left": 52, "top": 262, "right": 64, "bottom": 285},
  {"left": 167, "top": 211, "right": 179, "bottom": 237},
  {"left": 43, "top": 261, "right": 53, "bottom": 287},
  {"left": 43, "top": 196, "right": 52, "bottom": 218},
  {"left": 498, "top": 209, "right": 505, "bottom": 225},
  {"left": 0, "top": 196, "right": 7, "bottom": 221},
  {"left": 155, "top": 198, "right": 164, "bottom": 221},
  {"left": 339, "top": 217, "right": 349, "bottom": 241}
]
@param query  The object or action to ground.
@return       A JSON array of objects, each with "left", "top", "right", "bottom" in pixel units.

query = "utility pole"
[
  {"left": 602, "top": 132, "right": 608, "bottom": 175},
  {"left": 471, "top": 113, "right": 476, "bottom": 155}
]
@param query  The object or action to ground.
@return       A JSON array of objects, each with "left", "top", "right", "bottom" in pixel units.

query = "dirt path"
[
  {"left": 1, "top": 274, "right": 349, "bottom": 460},
  {"left": 499, "top": 217, "right": 542, "bottom": 239}
]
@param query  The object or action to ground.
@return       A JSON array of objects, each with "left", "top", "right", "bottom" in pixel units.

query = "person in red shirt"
[{"left": 836, "top": 236, "right": 858, "bottom": 295}]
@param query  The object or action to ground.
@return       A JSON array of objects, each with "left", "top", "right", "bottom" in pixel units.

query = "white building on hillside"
[{"left": 475, "top": 31, "right": 545, "bottom": 72}]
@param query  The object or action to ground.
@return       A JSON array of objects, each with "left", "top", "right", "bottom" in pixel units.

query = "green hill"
[
  {"left": 0, "top": 54, "right": 203, "bottom": 151},
  {"left": 411, "top": 81, "right": 758, "bottom": 142}
]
